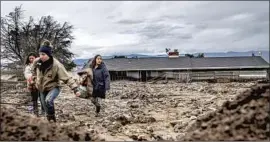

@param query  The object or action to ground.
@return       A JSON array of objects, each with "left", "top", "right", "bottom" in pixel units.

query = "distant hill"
[{"left": 73, "top": 50, "right": 269, "bottom": 66}]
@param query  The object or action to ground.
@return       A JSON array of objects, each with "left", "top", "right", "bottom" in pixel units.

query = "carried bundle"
[{"left": 76, "top": 68, "right": 93, "bottom": 99}]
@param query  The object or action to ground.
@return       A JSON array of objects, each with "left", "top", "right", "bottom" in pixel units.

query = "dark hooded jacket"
[{"left": 92, "top": 62, "right": 110, "bottom": 98}]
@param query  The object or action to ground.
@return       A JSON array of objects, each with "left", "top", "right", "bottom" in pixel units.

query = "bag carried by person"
[{"left": 76, "top": 68, "right": 93, "bottom": 99}]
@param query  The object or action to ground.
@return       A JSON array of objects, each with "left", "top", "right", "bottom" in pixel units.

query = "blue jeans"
[
  {"left": 38, "top": 92, "right": 45, "bottom": 114},
  {"left": 40, "top": 87, "right": 60, "bottom": 116}
]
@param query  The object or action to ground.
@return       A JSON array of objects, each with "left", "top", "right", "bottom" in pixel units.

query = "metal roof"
[{"left": 102, "top": 56, "right": 270, "bottom": 71}]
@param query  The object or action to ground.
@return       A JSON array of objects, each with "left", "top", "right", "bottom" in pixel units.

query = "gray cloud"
[
  {"left": 195, "top": 23, "right": 208, "bottom": 30},
  {"left": 1, "top": 1, "right": 269, "bottom": 59},
  {"left": 120, "top": 22, "right": 187, "bottom": 40},
  {"left": 116, "top": 19, "right": 144, "bottom": 24},
  {"left": 178, "top": 34, "right": 193, "bottom": 40},
  {"left": 160, "top": 15, "right": 186, "bottom": 20}
]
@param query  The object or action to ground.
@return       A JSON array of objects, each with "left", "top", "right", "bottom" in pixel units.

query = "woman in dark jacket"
[{"left": 90, "top": 54, "right": 110, "bottom": 117}]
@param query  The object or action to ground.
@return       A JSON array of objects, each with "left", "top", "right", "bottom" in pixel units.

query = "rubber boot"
[
  {"left": 95, "top": 106, "right": 101, "bottom": 117},
  {"left": 40, "top": 105, "right": 45, "bottom": 116},
  {"left": 47, "top": 114, "right": 56, "bottom": 122},
  {"left": 33, "top": 101, "right": 39, "bottom": 117}
]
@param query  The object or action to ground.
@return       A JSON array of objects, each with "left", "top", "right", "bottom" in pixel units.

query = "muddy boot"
[
  {"left": 40, "top": 105, "right": 46, "bottom": 116},
  {"left": 95, "top": 106, "right": 100, "bottom": 117},
  {"left": 40, "top": 107, "right": 45, "bottom": 116},
  {"left": 47, "top": 114, "right": 56, "bottom": 122},
  {"left": 33, "top": 101, "right": 39, "bottom": 117},
  {"left": 40, "top": 110, "right": 45, "bottom": 117}
]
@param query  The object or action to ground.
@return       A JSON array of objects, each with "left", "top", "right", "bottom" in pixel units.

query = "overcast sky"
[{"left": 1, "top": 1, "right": 269, "bottom": 59}]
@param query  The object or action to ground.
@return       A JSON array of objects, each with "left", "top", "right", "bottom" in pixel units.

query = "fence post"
[{"left": 178, "top": 72, "right": 180, "bottom": 82}]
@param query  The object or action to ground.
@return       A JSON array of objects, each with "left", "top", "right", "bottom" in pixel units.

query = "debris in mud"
[
  {"left": 172, "top": 121, "right": 189, "bottom": 133},
  {"left": 181, "top": 84, "right": 270, "bottom": 141},
  {"left": 107, "top": 122, "right": 123, "bottom": 134},
  {"left": 0, "top": 106, "right": 102, "bottom": 141},
  {"left": 133, "top": 115, "right": 156, "bottom": 123}
]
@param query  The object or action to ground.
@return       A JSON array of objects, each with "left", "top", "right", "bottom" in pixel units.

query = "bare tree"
[
  {"left": 26, "top": 16, "right": 76, "bottom": 70},
  {"left": 185, "top": 54, "right": 194, "bottom": 58},
  {"left": 1, "top": 5, "right": 24, "bottom": 64},
  {"left": 165, "top": 48, "right": 171, "bottom": 53},
  {"left": 196, "top": 53, "right": 204, "bottom": 58},
  {"left": 1, "top": 5, "right": 76, "bottom": 70}
]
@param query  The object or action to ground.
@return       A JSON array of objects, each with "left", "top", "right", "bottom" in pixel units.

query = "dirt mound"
[
  {"left": 181, "top": 84, "right": 270, "bottom": 141},
  {"left": 0, "top": 106, "right": 102, "bottom": 141}
]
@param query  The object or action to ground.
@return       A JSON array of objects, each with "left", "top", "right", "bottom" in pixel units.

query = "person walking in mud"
[
  {"left": 90, "top": 55, "right": 110, "bottom": 117},
  {"left": 24, "top": 52, "right": 45, "bottom": 116},
  {"left": 31, "top": 40, "right": 80, "bottom": 122}
]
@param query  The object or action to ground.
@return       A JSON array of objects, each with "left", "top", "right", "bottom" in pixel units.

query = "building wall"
[
  {"left": 190, "top": 70, "right": 268, "bottom": 80},
  {"left": 238, "top": 70, "right": 267, "bottom": 78},
  {"left": 126, "top": 71, "right": 177, "bottom": 79},
  {"left": 149, "top": 71, "right": 166, "bottom": 78},
  {"left": 126, "top": 71, "right": 140, "bottom": 79},
  {"left": 123, "top": 69, "right": 268, "bottom": 81}
]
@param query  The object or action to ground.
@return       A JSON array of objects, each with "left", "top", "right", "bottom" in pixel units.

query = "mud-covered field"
[{"left": 1, "top": 80, "right": 269, "bottom": 141}]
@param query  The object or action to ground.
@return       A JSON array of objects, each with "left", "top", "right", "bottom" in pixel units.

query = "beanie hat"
[{"left": 39, "top": 40, "right": 52, "bottom": 56}]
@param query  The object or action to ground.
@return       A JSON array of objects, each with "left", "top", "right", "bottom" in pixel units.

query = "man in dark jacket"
[{"left": 90, "top": 55, "right": 110, "bottom": 117}]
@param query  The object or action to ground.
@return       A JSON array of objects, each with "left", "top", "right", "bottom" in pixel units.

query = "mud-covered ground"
[
  {"left": 1, "top": 80, "right": 261, "bottom": 141},
  {"left": 0, "top": 105, "right": 102, "bottom": 141},
  {"left": 182, "top": 83, "right": 270, "bottom": 141}
]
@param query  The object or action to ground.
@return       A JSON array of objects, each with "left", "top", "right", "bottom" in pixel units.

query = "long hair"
[
  {"left": 25, "top": 52, "right": 38, "bottom": 65},
  {"left": 90, "top": 54, "right": 102, "bottom": 69}
]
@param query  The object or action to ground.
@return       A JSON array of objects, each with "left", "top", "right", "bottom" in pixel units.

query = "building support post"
[{"left": 178, "top": 71, "right": 180, "bottom": 82}]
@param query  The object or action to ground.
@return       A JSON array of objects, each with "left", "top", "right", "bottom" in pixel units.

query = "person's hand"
[
  {"left": 27, "top": 76, "right": 36, "bottom": 84},
  {"left": 73, "top": 87, "right": 80, "bottom": 97},
  {"left": 75, "top": 92, "right": 81, "bottom": 97},
  {"left": 27, "top": 76, "right": 32, "bottom": 83},
  {"left": 27, "top": 85, "right": 33, "bottom": 90}
]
